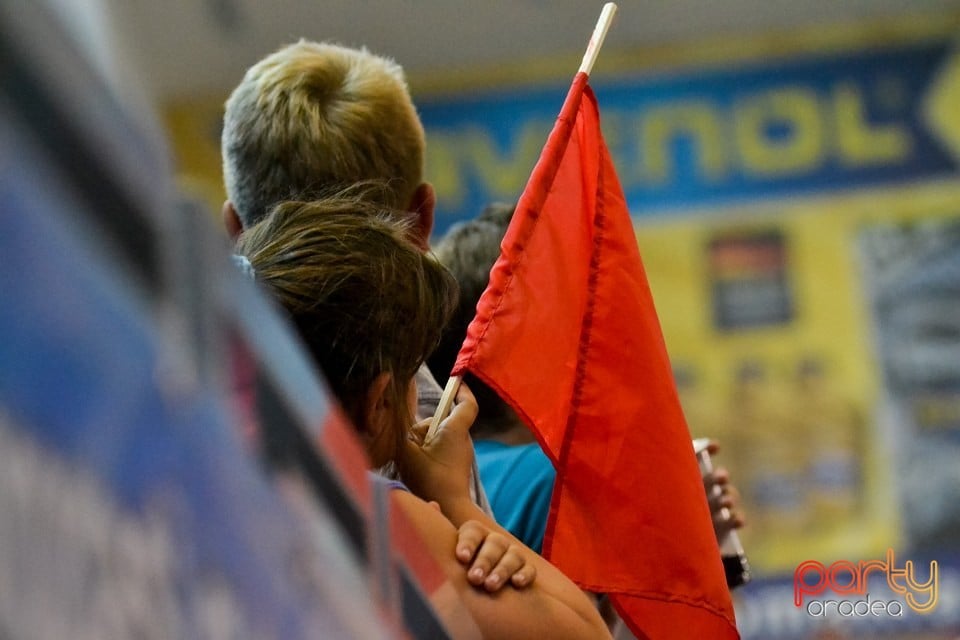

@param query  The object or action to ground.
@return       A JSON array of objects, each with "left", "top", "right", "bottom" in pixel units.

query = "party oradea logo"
[{"left": 794, "top": 549, "right": 938, "bottom": 618}]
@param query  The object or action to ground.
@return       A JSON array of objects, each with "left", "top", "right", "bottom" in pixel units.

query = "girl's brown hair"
[{"left": 236, "top": 196, "right": 457, "bottom": 465}]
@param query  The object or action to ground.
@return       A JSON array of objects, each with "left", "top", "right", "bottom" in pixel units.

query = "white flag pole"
[
  {"left": 425, "top": 2, "right": 619, "bottom": 443},
  {"left": 425, "top": 375, "right": 461, "bottom": 444},
  {"left": 579, "top": 3, "right": 618, "bottom": 77}
]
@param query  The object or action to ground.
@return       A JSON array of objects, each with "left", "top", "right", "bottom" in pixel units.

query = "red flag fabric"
[{"left": 452, "top": 72, "right": 739, "bottom": 639}]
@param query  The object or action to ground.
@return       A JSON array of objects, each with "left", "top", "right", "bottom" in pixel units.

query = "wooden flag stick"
[
  {"left": 425, "top": 375, "right": 461, "bottom": 443},
  {"left": 578, "top": 3, "right": 618, "bottom": 76},
  {"left": 425, "top": 3, "right": 618, "bottom": 444}
]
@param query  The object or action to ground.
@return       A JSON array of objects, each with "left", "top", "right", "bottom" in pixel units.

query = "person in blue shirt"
[{"left": 428, "top": 203, "right": 745, "bottom": 554}]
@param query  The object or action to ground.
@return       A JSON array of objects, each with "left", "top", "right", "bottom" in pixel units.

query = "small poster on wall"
[{"left": 707, "top": 229, "right": 795, "bottom": 331}]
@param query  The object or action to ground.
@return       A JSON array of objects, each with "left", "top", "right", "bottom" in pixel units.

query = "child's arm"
[
  {"left": 392, "top": 491, "right": 611, "bottom": 640},
  {"left": 398, "top": 385, "right": 611, "bottom": 640}
]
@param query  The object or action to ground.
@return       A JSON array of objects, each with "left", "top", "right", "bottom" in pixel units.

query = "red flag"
[{"left": 452, "top": 72, "right": 739, "bottom": 639}]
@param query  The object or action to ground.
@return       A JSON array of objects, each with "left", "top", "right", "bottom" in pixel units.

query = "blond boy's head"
[{"left": 222, "top": 40, "right": 432, "bottom": 242}]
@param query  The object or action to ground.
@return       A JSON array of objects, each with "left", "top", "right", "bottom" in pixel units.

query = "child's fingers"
[
  {"left": 509, "top": 564, "right": 537, "bottom": 590},
  {"left": 409, "top": 419, "right": 430, "bottom": 445},
  {"left": 445, "top": 385, "right": 478, "bottom": 431},
  {"left": 466, "top": 534, "right": 510, "bottom": 587},
  {"left": 483, "top": 546, "right": 534, "bottom": 592},
  {"left": 455, "top": 521, "right": 486, "bottom": 566}
]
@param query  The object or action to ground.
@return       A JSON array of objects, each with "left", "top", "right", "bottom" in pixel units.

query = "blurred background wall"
[{"left": 36, "top": 1, "right": 960, "bottom": 637}]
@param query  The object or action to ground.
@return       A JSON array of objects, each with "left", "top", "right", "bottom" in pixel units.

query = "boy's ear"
[
  {"left": 221, "top": 200, "right": 244, "bottom": 240},
  {"left": 407, "top": 183, "right": 435, "bottom": 250}
]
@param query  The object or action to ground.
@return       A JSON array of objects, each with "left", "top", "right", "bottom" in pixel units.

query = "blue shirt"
[{"left": 474, "top": 440, "right": 556, "bottom": 554}]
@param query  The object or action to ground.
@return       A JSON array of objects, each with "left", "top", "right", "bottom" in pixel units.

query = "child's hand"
[
  {"left": 455, "top": 520, "right": 537, "bottom": 592},
  {"left": 400, "top": 384, "right": 478, "bottom": 509}
]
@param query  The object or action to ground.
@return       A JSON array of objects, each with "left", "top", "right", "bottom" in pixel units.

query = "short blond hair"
[{"left": 222, "top": 40, "right": 426, "bottom": 227}]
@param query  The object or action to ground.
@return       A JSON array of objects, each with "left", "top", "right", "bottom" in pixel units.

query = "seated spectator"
[
  {"left": 235, "top": 196, "right": 613, "bottom": 640},
  {"left": 222, "top": 39, "right": 492, "bottom": 515}
]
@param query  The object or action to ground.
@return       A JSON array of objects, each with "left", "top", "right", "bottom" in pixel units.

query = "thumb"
[
  {"left": 409, "top": 418, "right": 429, "bottom": 446},
  {"left": 430, "top": 384, "right": 478, "bottom": 444}
]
